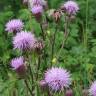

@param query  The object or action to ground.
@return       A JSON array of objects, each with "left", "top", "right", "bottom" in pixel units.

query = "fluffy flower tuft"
[
  {"left": 13, "top": 31, "right": 36, "bottom": 51},
  {"left": 11, "top": 57, "right": 24, "bottom": 70},
  {"left": 32, "top": 0, "right": 46, "bottom": 7},
  {"left": 89, "top": 81, "right": 96, "bottom": 96},
  {"left": 63, "top": 1, "right": 79, "bottom": 15},
  {"left": 5, "top": 19, "right": 24, "bottom": 33},
  {"left": 44, "top": 67, "right": 71, "bottom": 91}
]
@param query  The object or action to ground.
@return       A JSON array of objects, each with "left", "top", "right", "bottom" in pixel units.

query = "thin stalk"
[
  {"left": 28, "top": 55, "right": 34, "bottom": 94},
  {"left": 29, "top": 63, "right": 34, "bottom": 83},
  {"left": 47, "top": 89, "right": 52, "bottom": 96},
  {"left": 83, "top": 0, "right": 89, "bottom": 89},
  {"left": 36, "top": 55, "right": 41, "bottom": 80},
  {"left": 40, "top": 24, "right": 47, "bottom": 67},
  {"left": 24, "top": 79, "right": 34, "bottom": 96},
  {"left": 40, "top": 24, "right": 45, "bottom": 40},
  {"left": 51, "top": 24, "right": 58, "bottom": 66},
  {"left": 56, "top": 15, "right": 69, "bottom": 59},
  {"left": 84, "top": 0, "right": 89, "bottom": 48}
]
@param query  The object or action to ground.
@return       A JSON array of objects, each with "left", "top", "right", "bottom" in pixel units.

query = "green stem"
[
  {"left": 84, "top": 0, "right": 89, "bottom": 48},
  {"left": 36, "top": 55, "right": 41, "bottom": 80},
  {"left": 40, "top": 24, "right": 47, "bottom": 68},
  {"left": 51, "top": 24, "right": 58, "bottom": 66},
  {"left": 56, "top": 15, "right": 69, "bottom": 59},
  {"left": 24, "top": 79, "right": 34, "bottom": 96}
]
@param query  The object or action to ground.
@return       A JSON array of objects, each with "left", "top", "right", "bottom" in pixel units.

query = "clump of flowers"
[
  {"left": 5, "top": 19, "right": 24, "bottom": 33},
  {"left": 13, "top": 31, "right": 36, "bottom": 51},
  {"left": 62, "top": 1, "right": 79, "bottom": 15},
  {"left": 89, "top": 81, "right": 96, "bottom": 96},
  {"left": 44, "top": 67, "right": 71, "bottom": 91}
]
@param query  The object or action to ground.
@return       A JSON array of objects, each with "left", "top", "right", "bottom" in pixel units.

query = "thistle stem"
[
  {"left": 56, "top": 15, "right": 69, "bottom": 59},
  {"left": 24, "top": 79, "right": 34, "bottom": 96},
  {"left": 40, "top": 24, "right": 47, "bottom": 68},
  {"left": 51, "top": 24, "right": 58, "bottom": 66}
]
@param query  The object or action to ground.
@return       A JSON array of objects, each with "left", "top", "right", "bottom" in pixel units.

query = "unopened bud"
[{"left": 65, "top": 89, "right": 73, "bottom": 96}]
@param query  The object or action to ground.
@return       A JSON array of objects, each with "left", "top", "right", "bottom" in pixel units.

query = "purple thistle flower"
[
  {"left": 11, "top": 57, "right": 24, "bottom": 70},
  {"left": 89, "top": 81, "right": 96, "bottom": 96},
  {"left": 44, "top": 67, "right": 71, "bottom": 91},
  {"left": 63, "top": 1, "right": 79, "bottom": 15},
  {"left": 13, "top": 31, "right": 36, "bottom": 51},
  {"left": 5, "top": 19, "right": 24, "bottom": 33},
  {"left": 32, "top": 0, "right": 46, "bottom": 7},
  {"left": 31, "top": 5, "right": 43, "bottom": 15}
]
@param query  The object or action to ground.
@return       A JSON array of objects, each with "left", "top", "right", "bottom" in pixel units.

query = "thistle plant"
[{"left": 1, "top": 0, "right": 96, "bottom": 96}]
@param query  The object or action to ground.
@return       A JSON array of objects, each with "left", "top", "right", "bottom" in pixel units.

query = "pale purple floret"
[
  {"left": 31, "top": 5, "right": 43, "bottom": 14},
  {"left": 11, "top": 57, "right": 24, "bottom": 70},
  {"left": 5, "top": 19, "right": 24, "bottom": 33},
  {"left": 44, "top": 67, "right": 71, "bottom": 91},
  {"left": 89, "top": 81, "right": 96, "bottom": 96},
  {"left": 13, "top": 31, "right": 36, "bottom": 51},
  {"left": 64, "top": 1, "right": 79, "bottom": 15}
]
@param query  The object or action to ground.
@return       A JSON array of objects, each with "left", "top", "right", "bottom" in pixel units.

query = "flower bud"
[
  {"left": 11, "top": 57, "right": 27, "bottom": 78},
  {"left": 65, "top": 89, "right": 73, "bottom": 96},
  {"left": 39, "top": 80, "right": 48, "bottom": 91},
  {"left": 34, "top": 39, "right": 45, "bottom": 54},
  {"left": 31, "top": 5, "right": 43, "bottom": 22}
]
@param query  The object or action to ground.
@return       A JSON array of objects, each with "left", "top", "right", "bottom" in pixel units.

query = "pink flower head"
[
  {"left": 13, "top": 31, "right": 36, "bottom": 51},
  {"left": 63, "top": 1, "right": 79, "bottom": 15},
  {"left": 44, "top": 67, "right": 71, "bottom": 91},
  {"left": 89, "top": 81, "right": 96, "bottom": 96},
  {"left": 32, "top": 0, "right": 46, "bottom": 6},
  {"left": 11, "top": 57, "right": 24, "bottom": 70},
  {"left": 5, "top": 19, "right": 24, "bottom": 33},
  {"left": 31, "top": 5, "right": 43, "bottom": 14}
]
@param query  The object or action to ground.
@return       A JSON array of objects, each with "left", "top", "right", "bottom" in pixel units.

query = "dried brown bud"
[
  {"left": 34, "top": 39, "right": 45, "bottom": 54},
  {"left": 52, "top": 10, "right": 61, "bottom": 22}
]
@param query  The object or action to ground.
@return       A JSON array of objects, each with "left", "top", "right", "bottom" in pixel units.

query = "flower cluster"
[
  {"left": 5, "top": 18, "right": 38, "bottom": 77},
  {"left": 44, "top": 67, "right": 71, "bottom": 91},
  {"left": 5, "top": 19, "right": 24, "bottom": 33},
  {"left": 5, "top": 0, "right": 82, "bottom": 94}
]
